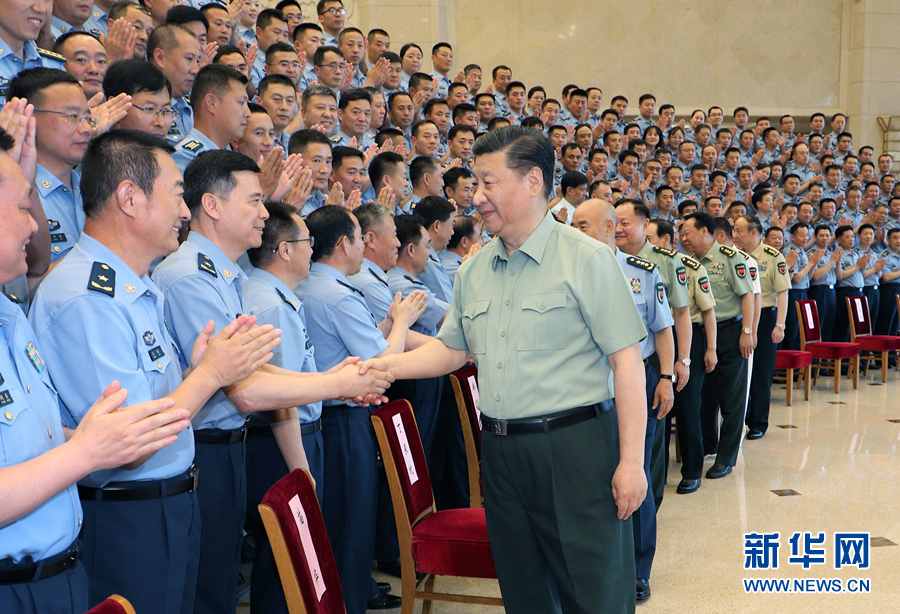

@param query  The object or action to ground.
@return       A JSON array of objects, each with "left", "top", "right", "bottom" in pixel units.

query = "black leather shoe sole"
[
  {"left": 706, "top": 463, "right": 732, "bottom": 479},
  {"left": 636, "top": 578, "right": 651, "bottom": 603},
  {"left": 746, "top": 429, "right": 764, "bottom": 440},
  {"left": 377, "top": 581, "right": 390, "bottom": 595},
  {"left": 676, "top": 478, "right": 700, "bottom": 494},
  {"left": 367, "top": 592, "right": 402, "bottom": 609}
]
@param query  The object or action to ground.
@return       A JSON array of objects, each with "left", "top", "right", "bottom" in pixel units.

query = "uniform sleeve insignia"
[
  {"left": 749, "top": 265, "right": 758, "bottom": 281},
  {"left": 676, "top": 266, "right": 688, "bottom": 285},
  {"left": 626, "top": 256, "right": 656, "bottom": 272},
  {"left": 276, "top": 287, "right": 298, "bottom": 310},
  {"left": 763, "top": 245, "right": 780, "bottom": 257},
  {"left": 719, "top": 245, "right": 736, "bottom": 257},
  {"left": 884, "top": 250, "right": 891, "bottom": 257},
  {"left": 778, "top": 261, "right": 787, "bottom": 274},
  {"left": 198, "top": 253, "right": 218, "bottom": 277},
  {"left": 143, "top": 331, "right": 156, "bottom": 346},
  {"left": 699, "top": 276, "right": 710, "bottom": 292},
  {"left": 87, "top": 262, "right": 115, "bottom": 297},
  {"left": 652, "top": 245, "right": 678, "bottom": 257},
  {"left": 656, "top": 282, "right": 665, "bottom": 304},
  {"left": 37, "top": 48, "right": 65, "bottom": 61},
  {"left": 181, "top": 140, "right": 203, "bottom": 152},
  {"left": 47, "top": 219, "right": 60, "bottom": 231},
  {"left": 735, "top": 262, "right": 747, "bottom": 278},
  {"left": 681, "top": 255, "right": 701, "bottom": 270}
]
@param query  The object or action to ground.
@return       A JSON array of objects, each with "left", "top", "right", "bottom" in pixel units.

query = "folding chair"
[
  {"left": 371, "top": 400, "right": 503, "bottom": 614},
  {"left": 796, "top": 299, "right": 860, "bottom": 393},
  {"left": 774, "top": 350, "right": 812, "bottom": 405},
  {"left": 84, "top": 595, "right": 136, "bottom": 614},
  {"left": 448, "top": 364, "right": 483, "bottom": 507},
  {"left": 846, "top": 294, "right": 900, "bottom": 383},
  {"left": 258, "top": 469, "right": 347, "bottom": 614}
]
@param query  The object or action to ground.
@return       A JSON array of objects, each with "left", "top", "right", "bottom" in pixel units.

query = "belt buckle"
[
  {"left": 189, "top": 466, "right": 199, "bottom": 492},
  {"left": 491, "top": 420, "right": 507, "bottom": 436},
  {"left": 240, "top": 427, "right": 248, "bottom": 444}
]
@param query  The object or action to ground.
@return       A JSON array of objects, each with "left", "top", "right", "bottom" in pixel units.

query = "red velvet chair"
[
  {"left": 84, "top": 595, "right": 135, "bottom": 614},
  {"left": 796, "top": 299, "right": 860, "bottom": 393},
  {"left": 370, "top": 400, "right": 503, "bottom": 614},
  {"left": 258, "top": 469, "right": 346, "bottom": 614},
  {"left": 773, "top": 350, "right": 812, "bottom": 406},
  {"left": 448, "top": 364, "right": 483, "bottom": 507},
  {"left": 846, "top": 294, "right": 900, "bottom": 383}
]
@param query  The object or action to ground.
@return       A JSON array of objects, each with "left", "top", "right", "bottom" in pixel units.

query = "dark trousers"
[
  {"left": 833, "top": 286, "right": 862, "bottom": 342},
  {"left": 747, "top": 307, "right": 778, "bottom": 434},
  {"left": 633, "top": 361, "right": 658, "bottom": 580},
  {"left": 674, "top": 324, "right": 708, "bottom": 480},
  {"left": 808, "top": 285, "right": 836, "bottom": 341},
  {"left": 194, "top": 435, "right": 246, "bottom": 614},
  {"left": 699, "top": 321, "right": 748, "bottom": 467},
  {"left": 321, "top": 405, "right": 379, "bottom": 614},
  {"left": 480, "top": 407, "right": 635, "bottom": 614},
  {"left": 430, "top": 375, "right": 470, "bottom": 510},
  {"left": 874, "top": 283, "right": 900, "bottom": 336},
  {"left": 863, "top": 286, "right": 880, "bottom": 332},
  {"left": 246, "top": 428, "right": 325, "bottom": 614},
  {"left": 0, "top": 560, "right": 88, "bottom": 614},
  {"left": 81, "top": 485, "right": 200, "bottom": 614},
  {"left": 783, "top": 289, "right": 807, "bottom": 350}
]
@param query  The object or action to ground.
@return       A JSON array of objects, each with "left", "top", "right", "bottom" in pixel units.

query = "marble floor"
[{"left": 241, "top": 367, "right": 900, "bottom": 613}]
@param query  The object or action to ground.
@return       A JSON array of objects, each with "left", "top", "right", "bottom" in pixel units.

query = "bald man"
[{"left": 572, "top": 199, "right": 674, "bottom": 603}]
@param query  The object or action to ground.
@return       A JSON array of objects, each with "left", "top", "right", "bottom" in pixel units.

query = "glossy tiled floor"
[{"left": 241, "top": 367, "right": 900, "bottom": 613}]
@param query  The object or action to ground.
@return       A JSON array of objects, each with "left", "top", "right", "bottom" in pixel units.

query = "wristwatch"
[
  {"left": 742, "top": 327, "right": 753, "bottom": 335},
  {"left": 776, "top": 323, "right": 786, "bottom": 330},
  {"left": 659, "top": 374, "right": 674, "bottom": 381},
  {"left": 679, "top": 358, "right": 691, "bottom": 367}
]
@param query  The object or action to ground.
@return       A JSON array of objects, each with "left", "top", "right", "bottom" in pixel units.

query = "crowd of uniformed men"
[{"left": 1, "top": 0, "right": 898, "bottom": 613}]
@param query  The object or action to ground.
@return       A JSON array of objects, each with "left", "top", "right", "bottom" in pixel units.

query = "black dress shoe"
[
  {"left": 676, "top": 478, "right": 700, "bottom": 494},
  {"left": 367, "top": 592, "right": 402, "bottom": 610},
  {"left": 746, "top": 429, "right": 764, "bottom": 440},
  {"left": 636, "top": 578, "right": 651, "bottom": 603},
  {"left": 377, "top": 581, "right": 390, "bottom": 595},
  {"left": 706, "top": 463, "right": 732, "bottom": 479}
]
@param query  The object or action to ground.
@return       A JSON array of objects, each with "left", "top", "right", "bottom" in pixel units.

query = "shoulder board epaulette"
[
  {"left": 183, "top": 95, "right": 191, "bottom": 104},
  {"left": 652, "top": 245, "right": 678, "bottom": 257},
  {"left": 680, "top": 254, "right": 701, "bottom": 270},
  {"left": 719, "top": 245, "right": 736, "bottom": 257},
  {"left": 884, "top": 250, "right": 891, "bottom": 257},
  {"left": 275, "top": 287, "right": 298, "bottom": 310},
  {"left": 180, "top": 140, "right": 203, "bottom": 152},
  {"left": 198, "top": 253, "right": 217, "bottom": 277},
  {"left": 87, "top": 262, "right": 115, "bottom": 297},
  {"left": 37, "top": 47, "right": 65, "bottom": 61},
  {"left": 763, "top": 245, "right": 781, "bottom": 258},
  {"left": 330, "top": 135, "right": 342, "bottom": 143},
  {"left": 626, "top": 256, "right": 657, "bottom": 272},
  {"left": 682, "top": 188, "right": 691, "bottom": 195},
  {"left": 736, "top": 248, "right": 750, "bottom": 259}
]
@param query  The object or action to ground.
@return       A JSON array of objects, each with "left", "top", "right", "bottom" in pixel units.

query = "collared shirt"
[
  {"left": 634, "top": 116, "right": 653, "bottom": 133},
  {"left": 615, "top": 249, "right": 673, "bottom": 359},
  {"left": 751, "top": 242, "right": 791, "bottom": 308},
  {"left": 837, "top": 247, "right": 864, "bottom": 288},
  {"left": 172, "top": 127, "right": 221, "bottom": 172},
  {"left": 29, "top": 234, "right": 193, "bottom": 486},
  {"left": 296, "top": 262, "right": 389, "bottom": 407},
  {"left": 550, "top": 197, "right": 577, "bottom": 226},
  {"left": 836, "top": 206, "right": 864, "bottom": 228},
  {"left": 322, "top": 31, "right": 338, "bottom": 46},
  {"left": 347, "top": 257, "right": 393, "bottom": 322},
  {"left": 50, "top": 16, "right": 82, "bottom": 40},
  {"left": 301, "top": 189, "right": 327, "bottom": 217},
  {"left": 430, "top": 71, "right": 451, "bottom": 98},
  {"left": 37, "top": 164, "right": 84, "bottom": 262},
  {"left": 860, "top": 246, "right": 881, "bottom": 287},
  {"left": 493, "top": 91, "right": 510, "bottom": 118},
  {"left": 695, "top": 241, "right": 754, "bottom": 319},
  {"left": 299, "top": 63, "right": 317, "bottom": 91},
  {"left": 0, "top": 295, "right": 82, "bottom": 563},
  {"left": 436, "top": 212, "right": 646, "bottom": 420},
  {"left": 167, "top": 97, "right": 193, "bottom": 144},
  {"left": 251, "top": 52, "right": 266, "bottom": 87},
  {"left": 783, "top": 241, "right": 810, "bottom": 290},
  {"left": 237, "top": 25, "right": 256, "bottom": 48},
  {"left": 152, "top": 231, "right": 248, "bottom": 430},
  {"left": 636, "top": 241, "right": 691, "bottom": 309},
  {"left": 678, "top": 253, "right": 716, "bottom": 323},
  {"left": 419, "top": 245, "right": 453, "bottom": 303},
  {"left": 386, "top": 266, "right": 449, "bottom": 336},
  {"left": 441, "top": 250, "right": 463, "bottom": 285},
  {"left": 0, "top": 37, "right": 65, "bottom": 97},
  {"left": 243, "top": 268, "right": 321, "bottom": 423},
  {"left": 83, "top": 6, "right": 109, "bottom": 37},
  {"left": 809, "top": 246, "right": 838, "bottom": 287},
  {"left": 881, "top": 247, "right": 900, "bottom": 282}
]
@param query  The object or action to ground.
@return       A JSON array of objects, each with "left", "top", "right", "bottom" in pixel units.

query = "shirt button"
[
  {"left": 495, "top": 394, "right": 501, "bottom": 401},
  {"left": 500, "top": 330, "right": 506, "bottom": 337},
  {"left": 26, "top": 385, "right": 31, "bottom": 393},
  {"left": 78, "top": 518, "right": 82, "bottom": 527},
  {"left": 510, "top": 270, "right": 516, "bottom": 276},
  {"left": 48, "top": 430, "right": 53, "bottom": 438},
  {"left": 540, "top": 303, "right": 546, "bottom": 310},
  {"left": 4, "top": 411, "right": 11, "bottom": 420},
  {"left": 157, "top": 362, "right": 163, "bottom": 369},
  {"left": 497, "top": 362, "right": 502, "bottom": 369},
  {"left": 505, "top": 299, "right": 510, "bottom": 305}
]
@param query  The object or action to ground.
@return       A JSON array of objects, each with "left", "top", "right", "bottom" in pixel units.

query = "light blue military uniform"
[
  {"left": 299, "top": 63, "right": 317, "bottom": 90},
  {"left": 861, "top": 245, "right": 881, "bottom": 288},
  {"left": 785, "top": 161, "right": 815, "bottom": 186},
  {"left": 322, "top": 32, "right": 337, "bottom": 47},
  {"left": 301, "top": 189, "right": 327, "bottom": 217},
  {"left": 634, "top": 116, "right": 653, "bottom": 133},
  {"left": 0, "top": 38, "right": 65, "bottom": 98},
  {"left": 385, "top": 266, "right": 448, "bottom": 336},
  {"left": 37, "top": 165, "right": 84, "bottom": 263},
  {"left": 84, "top": 6, "right": 109, "bottom": 37},
  {"left": 615, "top": 249, "right": 673, "bottom": 359},
  {"left": 50, "top": 16, "right": 80, "bottom": 40},
  {"left": 822, "top": 185, "right": 843, "bottom": 202},
  {"left": 347, "top": 257, "right": 393, "bottom": 322},
  {"left": 431, "top": 71, "right": 451, "bottom": 98},
  {"left": 28, "top": 234, "right": 199, "bottom": 614},
  {"left": 236, "top": 25, "right": 256, "bottom": 48},
  {"left": 493, "top": 91, "right": 510, "bottom": 118},
  {"left": 837, "top": 248, "right": 864, "bottom": 289},
  {"left": 441, "top": 250, "right": 463, "bottom": 284},
  {"left": 784, "top": 242, "right": 810, "bottom": 290},
  {"left": 167, "top": 97, "right": 193, "bottom": 144},
  {"left": 836, "top": 206, "right": 864, "bottom": 228},
  {"left": 251, "top": 53, "right": 266, "bottom": 87},
  {"left": 419, "top": 246, "right": 453, "bottom": 303},
  {"left": 330, "top": 128, "right": 373, "bottom": 150},
  {"left": 172, "top": 128, "right": 221, "bottom": 173}
]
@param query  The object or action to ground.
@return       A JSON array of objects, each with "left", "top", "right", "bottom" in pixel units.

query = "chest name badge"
[{"left": 25, "top": 342, "right": 44, "bottom": 374}]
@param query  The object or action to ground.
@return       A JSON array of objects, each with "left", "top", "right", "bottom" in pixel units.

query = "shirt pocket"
[
  {"left": 518, "top": 292, "right": 567, "bottom": 351},
  {"left": 462, "top": 299, "right": 491, "bottom": 355},
  {"left": 140, "top": 343, "right": 172, "bottom": 375},
  {"left": 0, "top": 388, "right": 47, "bottom": 466}
]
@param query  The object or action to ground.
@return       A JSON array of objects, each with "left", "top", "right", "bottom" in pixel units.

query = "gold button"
[
  {"left": 4, "top": 411, "right": 12, "bottom": 420},
  {"left": 48, "top": 430, "right": 53, "bottom": 438},
  {"left": 53, "top": 246, "right": 61, "bottom": 253},
  {"left": 157, "top": 362, "right": 163, "bottom": 369},
  {"left": 27, "top": 385, "right": 31, "bottom": 393},
  {"left": 78, "top": 518, "right": 82, "bottom": 527}
]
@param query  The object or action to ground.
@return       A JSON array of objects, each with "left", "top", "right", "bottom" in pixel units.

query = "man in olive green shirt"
[
  {"left": 362, "top": 126, "right": 649, "bottom": 614},
  {"left": 733, "top": 215, "right": 791, "bottom": 440},
  {"left": 680, "top": 212, "right": 754, "bottom": 480}
]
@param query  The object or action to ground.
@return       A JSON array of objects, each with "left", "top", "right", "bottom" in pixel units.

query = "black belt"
[
  {"left": 717, "top": 315, "right": 743, "bottom": 328},
  {"left": 247, "top": 419, "right": 322, "bottom": 438},
  {"left": 0, "top": 541, "right": 79, "bottom": 585},
  {"left": 480, "top": 400, "right": 614, "bottom": 436},
  {"left": 837, "top": 286, "right": 862, "bottom": 293},
  {"left": 811, "top": 284, "right": 834, "bottom": 289},
  {"left": 761, "top": 306, "right": 775, "bottom": 313},
  {"left": 193, "top": 426, "right": 248, "bottom": 444},
  {"left": 78, "top": 465, "right": 198, "bottom": 502}
]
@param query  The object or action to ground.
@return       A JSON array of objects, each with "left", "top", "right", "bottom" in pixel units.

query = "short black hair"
[
  {"left": 561, "top": 171, "right": 588, "bottom": 194},
  {"left": 183, "top": 150, "right": 260, "bottom": 214},
  {"left": 649, "top": 218, "right": 675, "bottom": 244},
  {"left": 81, "top": 129, "right": 175, "bottom": 219},
  {"left": 6, "top": 67, "right": 80, "bottom": 105},
  {"left": 369, "top": 151, "right": 404, "bottom": 190},
  {"left": 104, "top": 60, "right": 171, "bottom": 98},
  {"left": 265, "top": 41, "right": 297, "bottom": 64},
  {"left": 257, "top": 73, "right": 295, "bottom": 98},
  {"left": 414, "top": 195, "right": 454, "bottom": 228},
  {"left": 442, "top": 166, "right": 473, "bottom": 191},
  {"left": 247, "top": 200, "right": 301, "bottom": 268},
  {"left": 292, "top": 22, "right": 322, "bottom": 41},
  {"left": 332, "top": 145, "right": 364, "bottom": 170},
  {"left": 166, "top": 5, "right": 208, "bottom": 29},
  {"left": 448, "top": 215, "right": 479, "bottom": 249},
  {"left": 288, "top": 128, "right": 332, "bottom": 156},
  {"left": 448, "top": 123, "right": 476, "bottom": 141},
  {"left": 452, "top": 102, "right": 476, "bottom": 122},
  {"left": 395, "top": 214, "right": 426, "bottom": 252},
  {"left": 305, "top": 205, "right": 357, "bottom": 262},
  {"left": 313, "top": 45, "right": 342, "bottom": 67},
  {"left": 338, "top": 87, "right": 372, "bottom": 111},
  {"left": 409, "top": 155, "right": 439, "bottom": 188},
  {"left": 257, "top": 8, "right": 287, "bottom": 31},
  {"left": 409, "top": 72, "right": 432, "bottom": 91},
  {"left": 0, "top": 127, "right": 14, "bottom": 152},
  {"left": 190, "top": 63, "right": 246, "bottom": 111},
  {"left": 684, "top": 211, "right": 715, "bottom": 234},
  {"left": 471, "top": 125, "right": 554, "bottom": 199},
  {"left": 52, "top": 30, "right": 102, "bottom": 55}
]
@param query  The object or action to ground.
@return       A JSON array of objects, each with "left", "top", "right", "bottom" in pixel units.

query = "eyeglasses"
[
  {"left": 274, "top": 60, "right": 302, "bottom": 70},
  {"left": 318, "top": 7, "right": 345, "bottom": 16},
  {"left": 315, "top": 62, "right": 344, "bottom": 71},
  {"left": 131, "top": 105, "right": 178, "bottom": 120},
  {"left": 33, "top": 109, "right": 97, "bottom": 129},
  {"left": 278, "top": 237, "right": 315, "bottom": 251}
]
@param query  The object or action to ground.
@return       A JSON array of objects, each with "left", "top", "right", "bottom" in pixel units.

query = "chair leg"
[
  {"left": 834, "top": 359, "right": 841, "bottom": 393},
  {"left": 882, "top": 351, "right": 888, "bottom": 383},
  {"left": 804, "top": 365, "right": 811, "bottom": 400},
  {"left": 853, "top": 356, "right": 859, "bottom": 389},
  {"left": 401, "top": 568, "right": 416, "bottom": 614},
  {"left": 421, "top": 575, "right": 436, "bottom": 614},
  {"left": 785, "top": 368, "right": 793, "bottom": 406}
]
